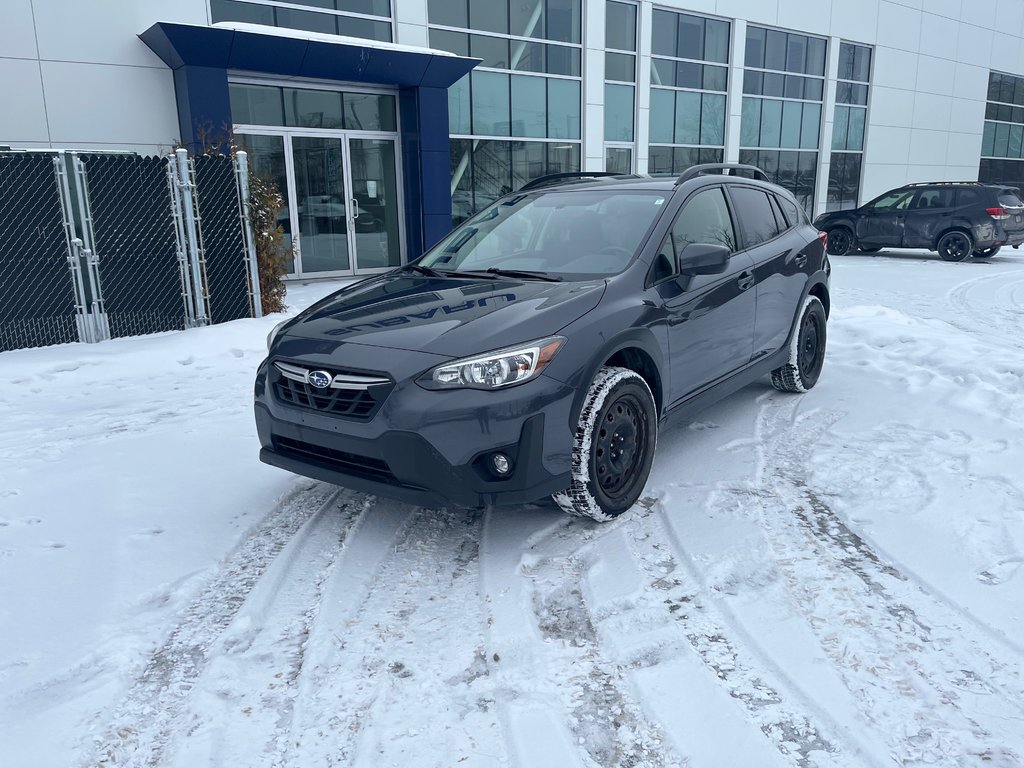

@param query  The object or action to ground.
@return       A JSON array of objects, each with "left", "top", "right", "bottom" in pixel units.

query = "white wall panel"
[
  {"left": 0, "top": 59, "right": 51, "bottom": 144},
  {"left": 994, "top": 0, "right": 1024, "bottom": 37},
  {"left": 912, "top": 92, "right": 953, "bottom": 131},
  {"left": 926, "top": 0, "right": 962, "bottom": 20},
  {"left": 775, "top": 0, "right": 829, "bottom": 37},
  {"left": 952, "top": 63, "right": 989, "bottom": 101},
  {"left": 918, "top": 12, "right": 959, "bottom": 61},
  {"left": 41, "top": 62, "right": 179, "bottom": 147},
  {"left": 864, "top": 125, "right": 911, "bottom": 164},
  {"left": 906, "top": 128, "right": 948, "bottom": 165},
  {"left": 955, "top": 23, "right": 995, "bottom": 69},
  {"left": 714, "top": 0, "right": 777, "bottom": 27},
  {"left": 876, "top": 2, "right": 921, "bottom": 52},
  {"left": 990, "top": 32, "right": 1021, "bottom": 76},
  {"left": 1, "top": 0, "right": 39, "bottom": 60},
  {"left": 396, "top": 22, "right": 428, "bottom": 47},
  {"left": 946, "top": 131, "right": 983, "bottom": 165},
  {"left": 948, "top": 96, "right": 986, "bottom": 135},
  {"left": 870, "top": 86, "right": 915, "bottom": 128},
  {"left": 871, "top": 46, "right": 919, "bottom": 89},
  {"left": 828, "top": 0, "right": 879, "bottom": 44},
  {"left": 915, "top": 55, "right": 956, "bottom": 98}
]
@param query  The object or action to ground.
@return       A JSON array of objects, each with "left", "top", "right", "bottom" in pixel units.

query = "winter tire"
[
  {"left": 937, "top": 230, "right": 972, "bottom": 262},
  {"left": 771, "top": 295, "right": 827, "bottom": 393},
  {"left": 972, "top": 246, "right": 1000, "bottom": 258},
  {"left": 826, "top": 227, "right": 854, "bottom": 256},
  {"left": 552, "top": 366, "right": 657, "bottom": 522}
]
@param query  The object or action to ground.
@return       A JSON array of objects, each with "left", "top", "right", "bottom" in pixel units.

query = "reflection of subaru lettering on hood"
[{"left": 283, "top": 274, "right": 606, "bottom": 356}]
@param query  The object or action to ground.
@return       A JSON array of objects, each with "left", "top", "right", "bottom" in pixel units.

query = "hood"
[{"left": 283, "top": 274, "right": 606, "bottom": 357}]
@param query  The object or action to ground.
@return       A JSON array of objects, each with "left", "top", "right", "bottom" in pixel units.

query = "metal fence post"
[
  {"left": 68, "top": 152, "right": 110, "bottom": 342},
  {"left": 166, "top": 156, "right": 198, "bottom": 327},
  {"left": 175, "top": 148, "right": 209, "bottom": 326},
  {"left": 235, "top": 150, "right": 263, "bottom": 318}
]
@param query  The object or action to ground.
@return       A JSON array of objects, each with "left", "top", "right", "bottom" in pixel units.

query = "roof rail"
[
  {"left": 902, "top": 181, "right": 984, "bottom": 187},
  {"left": 674, "top": 163, "right": 769, "bottom": 186},
  {"left": 519, "top": 171, "right": 640, "bottom": 192}
]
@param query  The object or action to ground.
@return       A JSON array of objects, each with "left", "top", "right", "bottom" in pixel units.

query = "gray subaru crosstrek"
[{"left": 255, "top": 165, "right": 831, "bottom": 521}]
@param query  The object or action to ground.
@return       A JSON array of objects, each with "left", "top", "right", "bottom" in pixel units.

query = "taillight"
[
  {"left": 987, "top": 207, "right": 1009, "bottom": 220},
  {"left": 817, "top": 230, "right": 828, "bottom": 251}
]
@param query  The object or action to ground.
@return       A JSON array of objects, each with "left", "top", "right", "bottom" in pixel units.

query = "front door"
[
  {"left": 237, "top": 130, "right": 404, "bottom": 277},
  {"left": 854, "top": 188, "right": 915, "bottom": 248}
]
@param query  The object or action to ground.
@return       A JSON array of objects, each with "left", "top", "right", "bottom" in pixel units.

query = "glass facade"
[
  {"left": 980, "top": 71, "right": 1024, "bottom": 186},
  {"left": 649, "top": 9, "right": 729, "bottom": 175},
  {"left": 210, "top": 0, "right": 392, "bottom": 42},
  {"left": 826, "top": 42, "right": 871, "bottom": 210},
  {"left": 604, "top": 1, "right": 637, "bottom": 172},
  {"left": 430, "top": 0, "right": 583, "bottom": 224},
  {"left": 740, "top": 26, "right": 826, "bottom": 210}
]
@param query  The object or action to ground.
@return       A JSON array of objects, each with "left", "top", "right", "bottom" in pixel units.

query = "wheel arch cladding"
[
  {"left": 604, "top": 347, "right": 663, "bottom": 417},
  {"left": 809, "top": 281, "right": 830, "bottom": 318}
]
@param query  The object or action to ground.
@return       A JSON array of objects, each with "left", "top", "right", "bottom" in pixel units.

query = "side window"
[
  {"left": 672, "top": 187, "right": 737, "bottom": 255},
  {"left": 956, "top": 188, "right": 983, "bottom": 207},
  {"left": 868, "top": 190, "right": 915, "bottom": 210},
  {"left": 778, "top": 195, "right": 803, "bottom": 227},
  {"left": 912, "top": 188, "right": 955, "bottom": 210},
  {"left": 650, "top": 187, "right": 736, "bottom": 283},
  {"left": 730, "top": 186, "right": 782, "bottom": 248},
  {"left": 769, "top": 194, "right": 791, "bottom": 231}
]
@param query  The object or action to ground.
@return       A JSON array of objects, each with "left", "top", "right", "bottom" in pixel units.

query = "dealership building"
[{"left": 4, "top": 0, "right": 1024, "bottom": 278}]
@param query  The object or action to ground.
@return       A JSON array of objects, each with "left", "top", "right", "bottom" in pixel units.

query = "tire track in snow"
[
  {"left": 945, "top": 271, "right": 1024, "bottom": 350},
  {"left": 615, "top": 506, "right": 856, "bottom": 768},
  {"left": 751, "top": 396, "right": 1024, "bottom": 766},
  {"left": 84, "top": 482, "right": 359, "bottom": 768},
  {"left": 281, "top": 504, "right": 502, "bottom": 768}
]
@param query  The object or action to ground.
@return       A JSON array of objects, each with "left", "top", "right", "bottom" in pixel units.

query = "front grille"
[
  {"left": 274, "top": 436, "right": 399, "bottom": 485},
  {"left": 271, "top": 360, "right": 393, "bottom": 420}
]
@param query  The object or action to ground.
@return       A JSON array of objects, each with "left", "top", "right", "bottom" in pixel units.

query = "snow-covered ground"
[{"left": 2, "top": 254, "right": 1023, "bottom": 767}]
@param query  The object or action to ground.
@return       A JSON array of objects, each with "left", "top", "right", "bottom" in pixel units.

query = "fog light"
[{"left": 491, "top": 453, "right": 512, "bottom": 476}]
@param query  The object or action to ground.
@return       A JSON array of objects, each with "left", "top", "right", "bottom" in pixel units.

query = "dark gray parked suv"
[
  {"left": 255, "top": 165, "right": 831, "bottom": 521},
  {"left": 814, "top": 182, "right": 1024, "bottom": 260}
]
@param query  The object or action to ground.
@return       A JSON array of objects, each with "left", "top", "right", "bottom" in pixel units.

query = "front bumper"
[{"left": 254, "top": 356, "right": 575, "bottom": 508}]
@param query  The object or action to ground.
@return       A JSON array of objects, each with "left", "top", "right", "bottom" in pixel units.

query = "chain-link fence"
[
  {"left": 0, "top": 154, "right": 81, "bottom": 351},
  {"left": 0, "top": 149, "right": 261, "bottom": 352}
]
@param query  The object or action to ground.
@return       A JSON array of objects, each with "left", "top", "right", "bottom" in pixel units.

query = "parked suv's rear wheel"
[
  {"left": 826, "top": 227, "right": 854, "bottom": 256},
  {"left": 552, "top": 366, "right": 657, "bottom": 522},
  {"left": 972, "top": 246, "right": 1000, "bottom": 258},
  {"left": 771, "top": 296, "right": 827, "bottom": 393},
  {"left": 937, "top": 230, "right": 973, "bottom": 262}
]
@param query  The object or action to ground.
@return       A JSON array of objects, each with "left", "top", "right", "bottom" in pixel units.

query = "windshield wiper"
[
  {"left": 482, "top": 268, "right": 562, "bottom": 282},
  {"left": 398, "top": 263, "right": 443, "bottom": 277}
]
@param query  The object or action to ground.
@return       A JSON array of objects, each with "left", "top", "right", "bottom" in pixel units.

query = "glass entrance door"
[
  {"left": 292, "top": 136, "right": 352, "bottom": 274},
  {"left": 237, "top": 130, "right": 404, "bottom": 278},
  {"left": 348, "top": 138, "right": 402, "bottom": 271}
]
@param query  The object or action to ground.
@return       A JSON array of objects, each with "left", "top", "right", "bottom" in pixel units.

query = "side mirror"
[{"left": 678, "top": 242, "right": 731, "bottom": 276}]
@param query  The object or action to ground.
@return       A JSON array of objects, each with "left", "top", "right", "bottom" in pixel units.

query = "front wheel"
[
  {"left": 937, "top": 230, "right": 973, "bottom": 262},
  {"left": 771, "top": 295, "right": 827, "bottom": 393},
  {"left": 972, "top": 246, "right": 1000, "bottom": 258},
  {"left": 552, "top": 367, "right": 658, "bottom": 522}
]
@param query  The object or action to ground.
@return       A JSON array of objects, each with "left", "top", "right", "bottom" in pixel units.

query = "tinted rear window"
[
  {"left": 777, "top": 194, "right": 803, "bottom": 226},
  {"left": 730, "top": 187, "right": 782, "bottom": 247},
  {"left": 998, "top": 191, "right": 1024, "bottom": 207}
]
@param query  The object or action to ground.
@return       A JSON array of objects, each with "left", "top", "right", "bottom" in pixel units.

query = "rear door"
[
  {"left": 730, "top": 187, "right": 813, "bottom": 359},
  {"left": 855, "top": 188, "right": 915, "bottom": 247},
  {"left": 651, "top": 186, "right": 756, "bottom": 405},
  {"left": 902, "top": 186, "right": 956, "bottom": 247}
]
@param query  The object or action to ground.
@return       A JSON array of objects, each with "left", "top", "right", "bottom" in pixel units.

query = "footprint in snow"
[
  {"left": 977, "top": 558, "right": 1023, "bottom": 585},
  {"left": 229, "top": 349, "right": 245, "bottom": 358},
  {"left": 178, "top": 356, "right": 195, "bottom": 366}
]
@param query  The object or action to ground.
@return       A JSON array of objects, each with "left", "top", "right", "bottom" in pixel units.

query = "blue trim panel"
[{"left": 140, "top": 22, "right": 476, "bottom": 260}]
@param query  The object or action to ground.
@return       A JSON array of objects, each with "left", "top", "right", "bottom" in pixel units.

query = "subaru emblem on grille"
[{"left": 307, "top": 370, "right": 332, "bottom": 389}]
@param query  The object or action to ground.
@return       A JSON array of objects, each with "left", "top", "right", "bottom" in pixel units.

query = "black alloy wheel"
[
  {"left": 827, "top": 228, "right": 854, "bottom": 256},
  {"left": 937, "top": 231, "right": 972, "bottom": 262},
  {"left": 972, "top": 246, "right": 1001, "bottom": 258}
]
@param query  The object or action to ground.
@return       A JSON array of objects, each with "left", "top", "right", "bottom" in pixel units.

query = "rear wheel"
[
  {"left": 771, "top": 296, "right": 827, "bottom": 393},
  {"left": 826, "top": 227, "right": 854, "bottom": 256},
  {"left": 937, "top": 230, "right": 973, "bottom": 262},
  {"left": 858, "top": 245, "right": 882, "bottom": 253},
  {"left": 552, "top": 367, "right": 657, "bottom": 522},
  {"left": 972, "top": 246, "right": 1000, "bottom": 258}
]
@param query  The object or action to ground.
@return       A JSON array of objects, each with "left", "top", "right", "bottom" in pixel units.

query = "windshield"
[{"left": 419, "top": 190, "right": 668, "bottom": 278}]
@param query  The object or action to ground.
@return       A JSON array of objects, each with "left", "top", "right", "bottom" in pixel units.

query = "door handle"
[
  {"left": 737, "top": 270, "right": 755, "bottom": 291},
  {"left": 794, "top": 253, "right": 807, "bottom": 268},
  {"left": 351, "top": 198, "right": 360, "bottom": 219}
]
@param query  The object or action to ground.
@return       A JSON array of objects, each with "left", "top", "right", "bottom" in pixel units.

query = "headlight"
[
  {"left": 420, "top": 337, "right": 565, "bottom": 390},
  {"left": 266, "top": 319, "right": 289, "bottom": 352}
]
